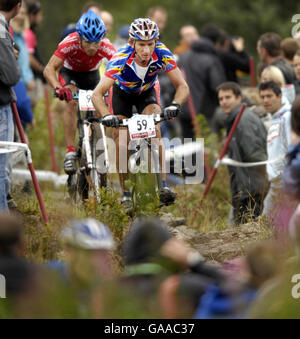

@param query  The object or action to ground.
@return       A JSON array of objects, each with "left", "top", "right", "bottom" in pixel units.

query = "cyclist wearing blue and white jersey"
[{"left": 92, "top": 18, "right": 189, "bottom": 209}]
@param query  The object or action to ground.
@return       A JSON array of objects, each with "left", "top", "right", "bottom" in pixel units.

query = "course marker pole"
[
  {"left": 191, "top": 104, "right": 246, "bottom": 225},
  {"left": 11, "top": 103, "right": 49, "bottom": 224}
]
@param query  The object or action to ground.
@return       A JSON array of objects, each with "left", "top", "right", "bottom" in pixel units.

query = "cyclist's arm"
[
  {"left": 92, "top": 75, "right": 115, "bottom": 118},
  {"left": 166, "top": 67, "right": 190, "bottom": 106},
  {"left": 43, "top": 55, "right": 64, "bottom": 89}
]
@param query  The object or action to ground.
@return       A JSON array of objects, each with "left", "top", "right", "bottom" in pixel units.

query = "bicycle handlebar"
[
  {"left": 53, "top": 89, "right": 165, "bottom": 125},
  {"left": 118, "top": 113, "right": 165, "bottom": 127}
]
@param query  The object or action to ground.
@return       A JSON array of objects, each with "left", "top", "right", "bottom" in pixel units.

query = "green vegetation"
[
  {"left": 16, "top": 97, "right": 236, "bottom": 262},
  {"left": 39, "top": 0, "right": 300, "bottom": 61}
]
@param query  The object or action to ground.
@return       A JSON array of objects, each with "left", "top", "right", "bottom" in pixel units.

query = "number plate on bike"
[
  {"left": 128, "top": 115, "right": 156, "bottom": 140},
  {"left": 79, "top": 90, "right": 95, "bottom": 111}
]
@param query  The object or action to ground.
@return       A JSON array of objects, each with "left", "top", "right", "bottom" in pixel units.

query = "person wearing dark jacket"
[
  {"left": 201, "top": 25, "right": 250, "bottom": 83},
  {"left": 0, "top": 0, "right": 21, "bottom": 211},
  {"left": 217, "top": 82, "right": 269, "bottom": 224},
  {"left": 257, "top": 33, "right": 295, "bottom": 85},
  {"left": 178, "top": 37, "right": 226, "bottom": 135}
]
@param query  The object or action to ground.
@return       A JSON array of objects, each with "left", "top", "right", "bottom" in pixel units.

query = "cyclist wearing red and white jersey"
[
  {"left": 92, "top": 18, "right": 189, "bottom": 209},
  {"left": 43, "top": 10, "right": 116, "bottom": 174}
]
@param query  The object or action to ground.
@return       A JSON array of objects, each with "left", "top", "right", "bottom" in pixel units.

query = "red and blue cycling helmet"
[
  {"left": 129, "top": 18, "right": 159, "bottom": 41},
  {"left": 76, "top": 10, "right": 106, "bottom": 42}
]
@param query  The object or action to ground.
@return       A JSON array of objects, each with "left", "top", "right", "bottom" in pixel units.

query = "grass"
[{"left": 13, "top": 97, "right": 275, "bottom": 263}]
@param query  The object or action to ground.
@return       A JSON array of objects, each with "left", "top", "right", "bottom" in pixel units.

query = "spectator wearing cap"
[
  {"left": 113, "top": 25, "right": 130, "bottom": 51},
  {"left": 50, "top": 218, "right": 115, "bottom": 283}
]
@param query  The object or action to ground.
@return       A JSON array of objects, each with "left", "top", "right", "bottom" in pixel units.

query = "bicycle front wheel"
[
  {"left": 131, "top": 140, "right": 161, "bottom": 215},
  {"left": 90, "top": 122, "right": 108, "bottom": 198}
]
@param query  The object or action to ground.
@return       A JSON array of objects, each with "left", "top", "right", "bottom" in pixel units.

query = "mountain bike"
[
  {"left": 117, "top": 113, "right": 166, "bottom": 215},
  {"left": 56, "top": 90, "right": 109, "bottom": 203}
]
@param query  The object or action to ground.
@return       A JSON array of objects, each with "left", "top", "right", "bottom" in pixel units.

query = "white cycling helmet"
[
  {"left": 129, "top": 18, "right": 159, "bottom": 41},
  {"left": 61, "top": 218, "right": 115, "bottom": 250}
]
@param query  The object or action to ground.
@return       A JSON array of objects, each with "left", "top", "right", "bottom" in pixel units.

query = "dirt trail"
[{"left": 160, "top": 213, "right": 274, "bottom": 262}]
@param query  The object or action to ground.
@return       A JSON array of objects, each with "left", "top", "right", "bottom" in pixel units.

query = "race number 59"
[{"left": 291, "top": 274, "right": 300, "bottom": 299}]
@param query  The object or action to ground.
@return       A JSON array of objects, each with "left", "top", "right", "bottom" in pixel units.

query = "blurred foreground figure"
[{"left": 0, "top": 214, "right": 38, "bottom": 317}]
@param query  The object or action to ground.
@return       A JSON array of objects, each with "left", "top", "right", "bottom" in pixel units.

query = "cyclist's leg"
[
  {"left": 139, "top": 87, "right": 176, "bottom": 205},
  {"left": 63, "top": 90, "right": 78, "bottom": 149},
  {"left": 112, "top": 123, "right": 130, "bottom": 192},
  {"left": 141, "top": 103, "right": 167, "bottom": 183},
  {"left": 59, "top": 69, "right": 79, "bottom": 174},
  {"left": 138, "top": 84, "right": 167, "bottom": 183},
  {"left": 110, "top": 84, "right": 133, "bottom": 197}
]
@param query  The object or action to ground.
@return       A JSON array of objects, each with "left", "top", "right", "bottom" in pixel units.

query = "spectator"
[
  {"left": 283, "top": 95, "right": 300, "bottom": 258},
  {"left": 113, "top": 25, "right": 130, "bottom": 50},
  {"left": 201, "top": 24, "right": 250, "bottom": 83},
  {"left": 81, "top": 1, "right": 102, "bottom": 17},
  {"left": 259, "top": 81, "right": 291, "bottom": 222},
  {"left": 10, "top": 4, "right": 34, "bottom": 129},
  {"left": 10, "top": 3, "right": 34, "bottom": 90},
  {"left": 100, "top": 10, "right": 113, "bottom": 35},
  {"left": 147, "top": 6, "right": 167, "bottom": 37},
  {"left": 0, "top": 214, "right": 37, "bottom": 299},
  {"left": 0, "top": 0, "right": 21, "bottom": 212},
  {"left": 242, "top": 87, "right": 270, "bottom": 131},
  {"left": 122, "top": 218, "right": 223, "bottom": 318},
  {"left": 217, "top": 82, "right": 268, "bottom": 225},
  {"left": 24, "top": 1, "right": 43, "bottom": 80},
  {"left": 59, "top": 218, "right": 115, "bottom": 282},
  {"left": 24, "top": 0, "right": 44, "bottom": 104},
  {"left": 261, "top": 65, "right": 285, "bottom": 87},
  {"left": 293, "top": 50, "right": 300, "bottom": 95},
  {"left": 261, "top": 65, "right": 296, "bottom": 104},
  {"left": 61, "top": 2, "right": 102, "bottom": 40},
  {"left": 257, "top": 33, "right": 295, "bottom": 84},
  {"left": 194, "top": 241, "right": 279, "bottom": 319},
  {"left": 178, "top": 35, "right": 226, "bottom": 133},
  {"left": 281, "top": 37, "right": 300, "bottom": 65},
  {"left": 158, "top": 238, "right": 225, "bottom": 318},
  {"left": 174, "top": 25, "right": 199, "bottom": 56}
]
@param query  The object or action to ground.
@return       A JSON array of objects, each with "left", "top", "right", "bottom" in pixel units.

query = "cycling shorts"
[
  {"left": 59, "top": 67, "right": 100, "bottom": 90},
  {"left": 109, "top": 83, "right": 161, "bottom": 118}
]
